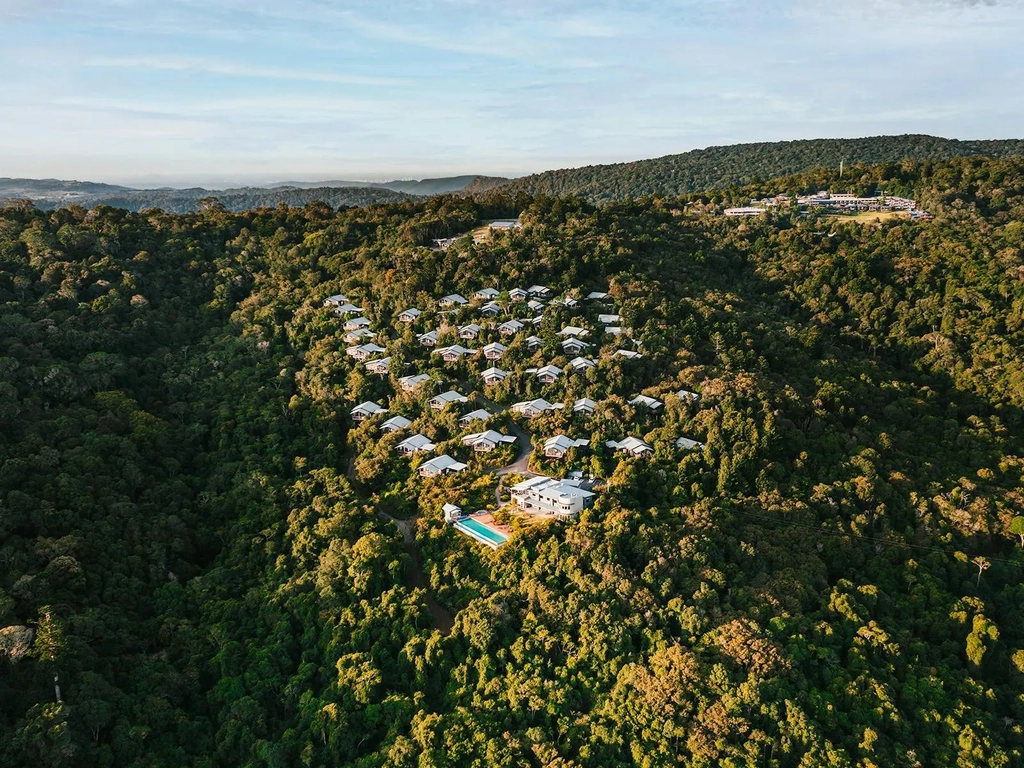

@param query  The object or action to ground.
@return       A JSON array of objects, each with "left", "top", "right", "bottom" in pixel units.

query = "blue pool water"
[{"left": 454, "top": 517, "right": 509, "bottom": 548}]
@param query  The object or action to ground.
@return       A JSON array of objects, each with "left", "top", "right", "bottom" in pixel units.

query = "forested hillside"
[
  {"left": 492, "top": 134, "right": 1024, "bottom": 203},
  {"left": 2, "top": 155, "right": 1024, "bottom": 767}
]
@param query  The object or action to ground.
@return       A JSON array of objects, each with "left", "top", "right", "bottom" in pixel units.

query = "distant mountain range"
[
  {"left": 486, "top": 135, "right": 1024, "bottom": 203},
  {"left": 6, "top": 135, "right": 1024, "bottom": 212}
]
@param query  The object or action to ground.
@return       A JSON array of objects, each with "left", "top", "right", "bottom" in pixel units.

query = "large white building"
[{"left": 509, "top": 475, "right": 596, "bottom": 519}]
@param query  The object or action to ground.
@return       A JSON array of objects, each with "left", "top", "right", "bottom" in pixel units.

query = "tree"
[{"left": 1009, "top": 516, "right": 1024, "bottom": 547}]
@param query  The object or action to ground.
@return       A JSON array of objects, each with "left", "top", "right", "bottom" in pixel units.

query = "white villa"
[
  {"left": 459, "top": 408, "right": 491, "bottom": 425},
  {"left": 475, "top": 288, "right": 500, "bottom": 300},
  {"left": 605, "top": 326, "right": 623, "bottom": 336},
  {"left": 435, "top": 344, "right": 476, "bottom": 362},
  {"left": 598, "top": 314, "right": 620, "bottom": 324},
  {"left": 482, "top": 342, "right": 507, "bottom": 360},
  {"left": 398, "top": 373, "right": 430, "bottom": 392},
  {"left": 331, "top": 302, "right": 363, "bottom": 316},
  {"left": 527, "top": 285, "right": 551, "bottom": 297},
  {"left": 499, "top": 320, "right": 525, "bottom": 336},
  {"left": 573, "top": 397, "right": 597, "bottom": 415},
  {"left": 344, "top": 316, "right": 371, "bottom": 331},
  {"left": 629, "top": 394, "right": 664, "bottom": 412},
  {"left": 480, "top": 301, "right": 502, "bottom": 317},
  {"left": 532, "top": 364, "right": 562, "bottom": 384},
  {"left": 418, "top": 454, "right": 469, "bottom": 477},
  {"left": 614, "top": 349, "right": 643, "bottom": 360},
  {"left": 429, "top": 390, "right": 469, "bottom": 410},
  {"left": 398, "top": 308, "right": 422, "bottom": 323},
  {"left": 481, "top": 366, "right": 510, "bottom": 385},
  {"left": 544, "top": 435, "right": 590, "bottom": 458},
  {"left": 509, "top": 288, "right": 528, "bottom": 302},
  {"left": 606, "top": 437, "right": 654, "bottom": 457},
  {"left": 344, "top": 328, "right": 376, "bottom": 344},
  {"left": 380, "top": 415, "right": 412, "bottom": 433},
  {"left": 676, "top": 437, "right": 705, "bottom": 451},
  {"left": 417, "top": 330, "right": 439, "bottom": 347},
  {"left": 364, "top": 357, "right": 391, "bottom": 375},
  {"left": 557, "top": 326, "right": 589, "bottom": 338},
  {"left": 509, "top": 475, "right": 596, "bottom": 519},
  {"left": 586, "top": 291, "right": 609, "bottom": 300},
  {"left": 526, "top": 335, "right": 543, "bottom": 350},
  {"left": 323, "top": 294, "right": 348, "bottom": 307},
  {"left": 527, "top": 299, "right": 546, "bottom": 312},
  {"left": 346, "top": 342, "right": 387, "bottom": 361},
  {"left": 458, "top": 323, "right": 481, "bottom": 340},
  {"left": 351, "top": 401, "right": 387, "bottom": 421},
  {"left": 438, "top": 294, "right": 468, "bottom": 309},
  {"left": 397, "top": 434, "right": 436, "bottom": 454},
  {"left": 511, "top": 398, "right": 563, "bottom": 418},
  {"left": 561, "top": 338, "right": 591, "bottom": 355},
  {"left": 676, "top": 389, "right": 700, "bottom": 404},
  {"left": 569, "top": 357, "right": 596, "bottom": 371},
  {"left": 462, "top": 430, "right": 517, "bottom": 452}
]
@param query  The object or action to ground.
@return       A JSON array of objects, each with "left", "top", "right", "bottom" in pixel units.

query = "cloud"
[{"left": 85, "top": 55, "right": 410, "bottom": 87}]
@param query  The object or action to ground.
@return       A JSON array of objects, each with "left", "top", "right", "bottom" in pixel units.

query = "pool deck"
[{"left": 453, "top": 512, "right": 512, "bottom": 549}]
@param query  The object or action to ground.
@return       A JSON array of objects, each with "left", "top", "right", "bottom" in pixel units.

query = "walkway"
[{"left": 468, "top": 391, "right": 537, "bottom": 506}]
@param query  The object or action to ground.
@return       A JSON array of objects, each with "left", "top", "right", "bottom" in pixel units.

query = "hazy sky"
[{"left": 1, "top": 0, "right": 1022, "bottom": 186}]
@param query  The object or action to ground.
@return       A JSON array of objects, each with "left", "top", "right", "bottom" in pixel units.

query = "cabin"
[
  {"left": 458, "top": 323, "right": 481, "bottom": 340},
  {"left": 344, "top": 328, "right": 376, "bottom": 344},
  {"left": 614, "top": 349, "right": 643, "bottom": 360},
  {"left": 364, "top": 356, "right": 391, "bottom": 375},
  {"left": 604, "top": 326, "right": 623, "bottom": 336},
  {"left": 530, "top": 315, "right": 544, "bottom": 326},
  {"left": 533, "top": 365, "right": 562, "bottom": 384},
  {"left": 676, "top": 437, "right": 704, "bottom": 451},
  {"left": 480, "top": 301, "right": 502, "bottom": 317},
  {"left": 380, "top": 415, "right": 412, "bottom": 433},
  {"left": 344, "top": 316, "right": 371, "bottom": 331},
  {"left": 509, "top": 288, "right": 528, "bottom": 302},
  {"left": 397, "top": 434, "right": 437, "bottom": 455},
  {"left": 462, "top": 430, "right": 516, "bottom": 452},
  {"left": 438, "top": 294, "right": 468, "bottom": 309},
  {"left": 511, "top": 398, "right": 563, "bottom": 418},
  {"left": 442, "top": 503, "right": 464, "bottom": 522},
  {"left": 499, "top": 320, "right": 525, "bottom": 336},
  {"left": 569, "top": 356, "right": 596, "bottom": 371},
  {"left": 557, "top": 326, "right": 589, "bottom": 338},
  {"left": 435, "top": 344, "right": 476, "bottom": 362},
  {"left": 331, "top": 303, "right": 363, "bottom": 316},
  {"left": 543, "top": 435, "right": 590, "bottom": 458},
  {"left": 573, "top": 397, "right": 596, "bottom": 416},
  {"left": 586, "top": 291, "right": 609, "bottom": 300},
  {"left": 417, "top": 330, "right": 439, "bottom": 347},
  {"left": 459, "top": 408, "right": 491, "bottom": 425},
  {"left": 481, "top": 366, "right": 509, "bottom": 385},
  {"left": 398, "top": 308, "right": 422, "bottom": 323},
  {"left": 475, "top": 288, "right": 500, "bottom": 300},
  {"left": 629, "top": 395, "right": 664, "bottom": 412},
  {"left": 509, "top": 475, "right": 595, "bottom": 518},
  {"left": 350, "top": 401, "right": 387, "bottom": 421},
  {"left": 560, "top": 338, "right": 591, "bottom": 355},
  {"left": 598, "top": 314, "right": 621, "bottom": 324},
  {"left": 526, "top": 335, "right": 543, "bottom": 351},
  {"left": 418, "top": 454, "right": 468, "bottom": 477},
  {"left": 606, "top": 437, "right": 654, "bottom": 457},
  {"left": 527, "top": 285, "right": 551, "bottom": 298},
  {"left": 429, "top": 390, "right": 469, "bottom": 410},
  {"left": 527, "top": 299, "right": 546, "bottom": 312},
  {"left": 398, "top": 373, "right": 430, "bottom": 392},
  {"left": 552, "top": 297, "right": 578, "bottom": 308},
  {"left": 346, "top": 342, "right": 386, "bottom": 360},
  {"left": 482, "top": 342, "right": 507, "bottom": 360},
  {"left": 676, "top": 389, "right": 700, "bottom": 404},
  {"left": 323, "top": 294, "right": 348, "bottom": 307}
]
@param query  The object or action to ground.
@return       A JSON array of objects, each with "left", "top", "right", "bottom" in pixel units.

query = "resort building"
[
  {"left": 417, "top": 330, "right": 439, "bottom": 347},
  {"left": 380, "top": 415, "right": 412, "bottom": 433},
  {"left": 397, "top": 434, "right": 436, "bottom": 455},
  {"left": 350, "top": 401, "right": 387, "bottom": 421},
  {"left": 543, "top": 435, "right": 590, "bottom": 458},
  {"left": 606, "top": 437, "right": 654, "bottom": 457},
  {"left": 499, "top": 319, "right": 525, "bottom": 336},
  {"left": 475, "top": 288, "right": 500, "bottom": 300},
  {"left": 398, "top": 373, "right": 430, "bottom": 392},
  {"left": 573, "top": 398, "right": 597, "bottom": 416},
  {"left": 398, "top": 308, "right": 422, "bottom": 323},
  {"left": 509, "top": 475, "right": 596, "bottom": 518},
  {"left": 511, "top": 398, "right": 563, "bottom": 418},
  {"left": 429, "top": 390, "right": 469, "bottom": 410},
  {"left": 481, "top": 367, "right": 510, "bottom": 385},
  {"left": 418, "top": 454, "right": 469, "bottom": 477},
  {"left": 462, "top": 430, "right": 517, "bottom": 452},
  {"left": 438, "top": 294, "right": 469, "bottom": 309},
  {"left": 482, "top": 342, "right": 507, "bottom": 360},
  {"left": 364, "top": 356, "right": 391, "bottom": 375}
]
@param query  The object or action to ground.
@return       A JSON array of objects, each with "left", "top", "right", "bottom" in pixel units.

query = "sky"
[{"left": 1, "top": 0, "right": 1022, "bottom": 187}]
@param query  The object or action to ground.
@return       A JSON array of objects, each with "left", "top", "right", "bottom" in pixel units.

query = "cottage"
[
  {"left": 629, "top": 395, "right": 664, "bottom": 412},
  {"left": 332, "top": 302, "right": 364, "bottom": 316},
  {"left": 551, "top": 297, "right": 579, "bottom": 308},
  {"left": 398, "top": 373, "right": 430, "bottom": 392},
  {"left": 511, "top": 398, "right": 563, "bottom": 418},
  {"left": 459, "top": 408, "right": 491, "bottom": 425},
  {"left": 344, "top": 316, "right": 371, "bottom": 331},
  {"left": 530, "top": 315, "right": 544, "bottom": 326},
  {"left": 676, "top": 437, "right": 705, "bottom": 451},
  {"left": 560, "top": 338, "right": 591, "bottom": 355},
  {"left": 614, "top": 349, "right": 643, "bottom": 360},
  {"left": 527, "top": 299, "right": 546, "bottom": 312},
  {"left": 557, "top": 326, "right": 588, "bottom": 338},
  {"left": 544, "top": 435, "right": 590, "bottom": 458},
  {"left": 346, "top": 342, "right": 387, "bottom": 360},
  {"left": 344, "top": 328, "right": 377, "bottom": 344},
  {"left": 397, "top": 434, "right": 437, "bottom": 455},
  {"left": 568, "top": 356, "right": 596, "bottom": 371},
  {"left": 323, "top": 294, "right": 348, "bottom": 307},
  {"left": 381, "top": 415, "right": 412, "bottom": 433},
  {"left": 482, "top": 341, "right": 507, "bottom": 360},
  {"left": 438, "top": 293, "right": 468, "bottom": 309},
  {"left": 364, "top": 356, "right": 392, "bottom": 375},
  {"left": 509, "top": 475, "right": 595, "bottom": 518},
  {"left": 676, "top": 389, "right": 700, "bottom": 404},
  {"left": 429, "top": 390, "right": 469, "bottom": 410},
  {"left": 417, "top": 330, "right": 439, "bottom": 347},
  {"left": 418, "top": 454, "right": 468, "bottom": 477},
  {"left": 533, "top": 364, "right": 562, "bottom": 384},
  {"left": 462, "top": 430, "right": 516, "bottom": 452},
  {"left": 475, "top": 288, "right": 500, "bottom": 300},
  {"left": 481, "top": 366, "right": 509, "bottom": 385},
  {"left": 435, "top": 344, "right": 476, "bottom": 362},
  {"left": 509, "top": 288, "right": 528, "bottom": 302},
  {"left": 606, "top": 437, "right": 654, "bottom": 457},
  {"left": 604, "top": 326, "right": 623, "bottom": 336},
  {"left": 480, "top": 301, "right": 502, "bottom": 317},
  {"left": 526, "top": 335, "right": 543, "bottom": 350},
  {"left": 586, "top": 291, "right": 609, "bottom": 300},
  {"left": 598, "top": 314, "right": 621, "bottom": 324},
  {"left": 350, "top": 401, "right": 387, "bottom": 421},
  {"left": 458, "top": 323, "right": 481, "bottom": 340},
  {"left": 498, "top": 320, "right": 525, "bottom": 336},
  {"left": 527, "top": 285, "right": 551, "bottom": 297},
  {"left": 398, "top": 308, "right": 422, "bottom": 323},
  {"left": 573, "top": 397, "right": 597, "bottom": 415}
]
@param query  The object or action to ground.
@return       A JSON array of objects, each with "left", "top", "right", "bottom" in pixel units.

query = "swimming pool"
[{"left": 454, "top": 517, "right": 509, "bottom": 549}]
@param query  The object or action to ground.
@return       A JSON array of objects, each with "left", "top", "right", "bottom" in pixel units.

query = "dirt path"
[{"left": 378, "top": 511, "right": 454, "bottom": 635}]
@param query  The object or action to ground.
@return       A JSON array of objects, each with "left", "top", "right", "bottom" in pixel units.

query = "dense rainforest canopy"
[{"left": 1, "top": 155, "right": 1024, "bottom": 767}]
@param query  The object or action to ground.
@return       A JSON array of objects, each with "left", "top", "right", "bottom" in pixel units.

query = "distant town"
[{"left": 725, "top": 191, "right": 931, "bottom": 219}]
